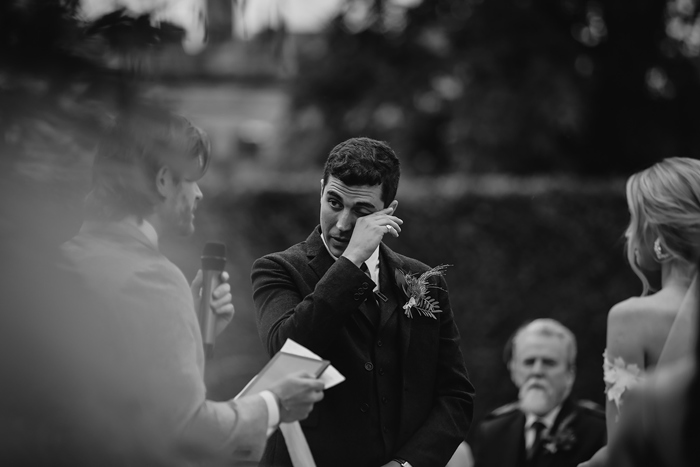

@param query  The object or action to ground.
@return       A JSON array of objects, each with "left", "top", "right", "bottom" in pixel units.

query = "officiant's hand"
[
  {"left": 191, "top": 270, "right": 235, "bottom": 337},
  {"left": 269, "top": 372, "right": 325, "bottom": 423},
  {"left": 342, "top": 204, "right": 403, "bottom": 267}
]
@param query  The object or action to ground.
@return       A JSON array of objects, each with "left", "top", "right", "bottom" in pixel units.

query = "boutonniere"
[
  {"left": 394, "top": 264, "right": 450, "bottom": 319},
  {"left": 542, "top": 413, "right": 577, "bottom": 454}
]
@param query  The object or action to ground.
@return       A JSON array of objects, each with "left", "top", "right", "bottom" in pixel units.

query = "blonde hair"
[{"left": 625, "top": 157, "right": 700, "bottom": 294}]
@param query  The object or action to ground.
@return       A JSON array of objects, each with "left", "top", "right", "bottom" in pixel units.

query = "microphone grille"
[{"left": 202, "top": 242, "right": 226, "bottom": 258}]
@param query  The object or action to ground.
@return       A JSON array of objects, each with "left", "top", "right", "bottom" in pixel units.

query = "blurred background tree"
[{"left": 281, "top": 0, "right": 700, "bottom": 175}]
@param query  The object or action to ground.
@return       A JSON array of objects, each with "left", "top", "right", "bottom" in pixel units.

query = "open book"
[
  {"left": 237, "top": 351, "right": 330, "bottom": 398},
  {"left": 235, "top": 339, "right": 345, "bottom": 467}
]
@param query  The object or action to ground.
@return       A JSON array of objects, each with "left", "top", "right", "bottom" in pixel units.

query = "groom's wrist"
[{"left": 340, "top": 252, "right": 363, "bottom": 267}]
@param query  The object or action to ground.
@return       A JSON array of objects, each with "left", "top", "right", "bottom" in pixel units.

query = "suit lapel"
[
  {"left": 378, "top": 244, "right": 413, "bottom": 358},
  {"left": 502, "top": 411, "right": 527, "bottom": 467},
  {"left": 378, "top": 245, "right": 402, "bottom": 328},
  {"left": 359, "top": 299, "right": 380, "bottom": 328},
  {"left": 306, "top": 227, "right": 335, "bottom": 283},
  {"left": 549, "top": 397, "right": 575, "bottom": 435},
  {"left": 531, "top": 398, "right": 577, "bottom": 467}
]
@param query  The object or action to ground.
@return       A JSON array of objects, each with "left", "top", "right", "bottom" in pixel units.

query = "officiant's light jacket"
[
  {"left": 62, "top": 220, "right": 270, "bottom": 466},
  {"left": 473, "top": 397, "right": 606, "bottom": 467},
  {"left": 252, "top": 226, "right": 475, "bottom": 467}
]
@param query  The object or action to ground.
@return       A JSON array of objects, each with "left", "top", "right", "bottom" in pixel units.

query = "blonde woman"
[{"left": 580, "top": 157, "right": 700, "bottom": 467}]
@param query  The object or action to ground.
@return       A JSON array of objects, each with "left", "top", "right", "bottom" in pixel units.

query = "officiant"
[{"left": 61, "top": 109, "right": 324, "bottom": 466}]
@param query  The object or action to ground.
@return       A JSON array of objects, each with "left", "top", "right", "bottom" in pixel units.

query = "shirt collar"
[
  {"left": 123, "top": 216, "right": 159, "bottom": 250},
  {"left": 525, "top": 404, "right": 562, "bottom": 432},
  {"left": 320, "top": 231, "right": 380, "bottom": 292}
]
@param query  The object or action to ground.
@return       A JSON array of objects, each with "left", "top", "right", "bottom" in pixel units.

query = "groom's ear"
[
  {"left": 320, "top": 179, "right": 325, "bottom": 197},
  {"left": 387, "top": 200, "right": 398, "bottom": 214}
]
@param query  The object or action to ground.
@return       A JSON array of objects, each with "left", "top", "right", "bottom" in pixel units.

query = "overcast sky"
[
  {"left": 236, "top": 0, "right": 423, "bottom": 37},
  {"left": 236, "top": 0, "right": 346, "bottom": 37}
]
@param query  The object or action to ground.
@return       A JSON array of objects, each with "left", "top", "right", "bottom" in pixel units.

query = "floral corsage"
[
  {"left": 394, "top": 264, "right": 450, "bottom": 319},
  {"left": 542, "top": 413, "right": 577, "bottom": 454}
]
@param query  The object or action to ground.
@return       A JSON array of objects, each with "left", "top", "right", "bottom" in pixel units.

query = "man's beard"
[
  {"left": 165, "top": 207, "right": 195, "bottom": 237},
  {"left": 519, "top": 380, "right": 555, "bottom": 416}
]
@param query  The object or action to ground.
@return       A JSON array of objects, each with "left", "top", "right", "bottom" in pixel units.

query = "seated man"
[{"left": 473, "top": 319, "right": 605, "bottom": 467}]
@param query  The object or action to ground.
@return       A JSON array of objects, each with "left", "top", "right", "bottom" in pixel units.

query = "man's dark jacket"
[
  {"left": 473, "top": 397, "right": 606, "bottom": 467},
  {"left": 251, "top": 226, "right": 475, "bottom": 467}
]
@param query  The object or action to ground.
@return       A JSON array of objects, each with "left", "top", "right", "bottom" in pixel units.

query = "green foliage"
[
  {"left": 284, "top": 0, "right": 700, "bottom": 175},
  {"left": 204, "top": 182, "right": 639, "bottom": 432}
]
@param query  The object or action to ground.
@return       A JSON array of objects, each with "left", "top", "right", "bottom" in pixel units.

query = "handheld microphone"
[{"left": 199, "top": 242, "right": 227, "bottom": 360}]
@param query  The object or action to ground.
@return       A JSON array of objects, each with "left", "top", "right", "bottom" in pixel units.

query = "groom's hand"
[{"left": 342, "top": 206, "right": 403, "bottom": 267}]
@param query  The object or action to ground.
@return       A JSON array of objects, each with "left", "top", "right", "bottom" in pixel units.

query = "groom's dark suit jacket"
[
  {"left": 251, "top": 226, "right": 475, "bottom": 467},
  {"left": 473, "top": 397, "right": 606, "bottom": 467}
]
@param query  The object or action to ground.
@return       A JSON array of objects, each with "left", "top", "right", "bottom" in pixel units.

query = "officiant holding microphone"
[
  {"left": 252, "top": 137, "right": 475, "bottom": 467},
  {"left": 61, "top": 109, "right": 324, "bottom": 466}
]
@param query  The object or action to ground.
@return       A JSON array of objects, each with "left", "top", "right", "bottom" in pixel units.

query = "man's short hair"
[
  {"left": 322, "top": 137, "right": 400, "bottom": 207},
  {"left": 84, "top": 110, "right": 210, "bottom": 221},
  {"left": 503, "top": 319, "right": 578, "bottom": 370}
]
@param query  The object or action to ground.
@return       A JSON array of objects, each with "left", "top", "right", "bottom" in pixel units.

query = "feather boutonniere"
[{"left": 394, "top": 265, "right": 450, "bottom": 319}]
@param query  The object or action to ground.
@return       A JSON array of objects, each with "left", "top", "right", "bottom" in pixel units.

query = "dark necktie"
[
  {"left": 360, "top": 262, "right": 371, "bottom": 279},
  {"left": 360, "top": 263, "right": 381, "bottom": 326},
  {"left": 360, "top": 263, "right": 376, "bottom": 304},
  {"left": 361, "top": 263, "right": 381, "bottom": 302},
  {"left": 527, "top": 420, "right": 546, "bottom": 460}
]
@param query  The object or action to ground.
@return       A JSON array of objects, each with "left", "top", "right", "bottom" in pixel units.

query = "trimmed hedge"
[{"left": 172, "top": 182, "right": 639, "bottom": 437}]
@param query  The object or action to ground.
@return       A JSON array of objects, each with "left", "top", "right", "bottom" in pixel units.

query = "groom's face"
[
  {"left": 320, "top": 175, "right": 384, "bottom": 258},
  {"left": 509, "top": 332, "right": 574, "bottom": 416}
]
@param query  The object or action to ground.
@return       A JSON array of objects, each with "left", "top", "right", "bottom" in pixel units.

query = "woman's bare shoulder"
[
  {"left": 608, "top": 296, "right": 652, "bottom": 324},
  {"left": 607, "top": 291, "right": 683, "bottom": 366},
  {"left": 609, "top": 291, "right": 681, "bottom": 323}
]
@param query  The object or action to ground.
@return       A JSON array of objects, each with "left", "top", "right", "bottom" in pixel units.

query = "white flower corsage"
[{"left": 394, "top": 265, "right": 450, "bottom": 319}]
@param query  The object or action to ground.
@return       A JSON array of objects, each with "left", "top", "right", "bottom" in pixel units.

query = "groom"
[{"left": 252, "top": 137, "right": 475, "bottom": 467}]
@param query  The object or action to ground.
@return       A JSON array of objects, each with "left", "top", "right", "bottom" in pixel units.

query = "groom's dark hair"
[{"left": 322, "top": 137, "right": 400, "bottom": 207}]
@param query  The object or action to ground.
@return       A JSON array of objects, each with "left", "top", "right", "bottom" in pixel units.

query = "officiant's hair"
[
  {"left": 322, "top": 137, "right": 400, "bottom": 207},
  {"left": 84, "top": 110, "right": 211, "bottom": 221},
  {"left": 504, "top": 319, "right": 577, "bottom": 371},
  {"left": 625, "top": 157, "right": 700, "bottom": 295}
]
